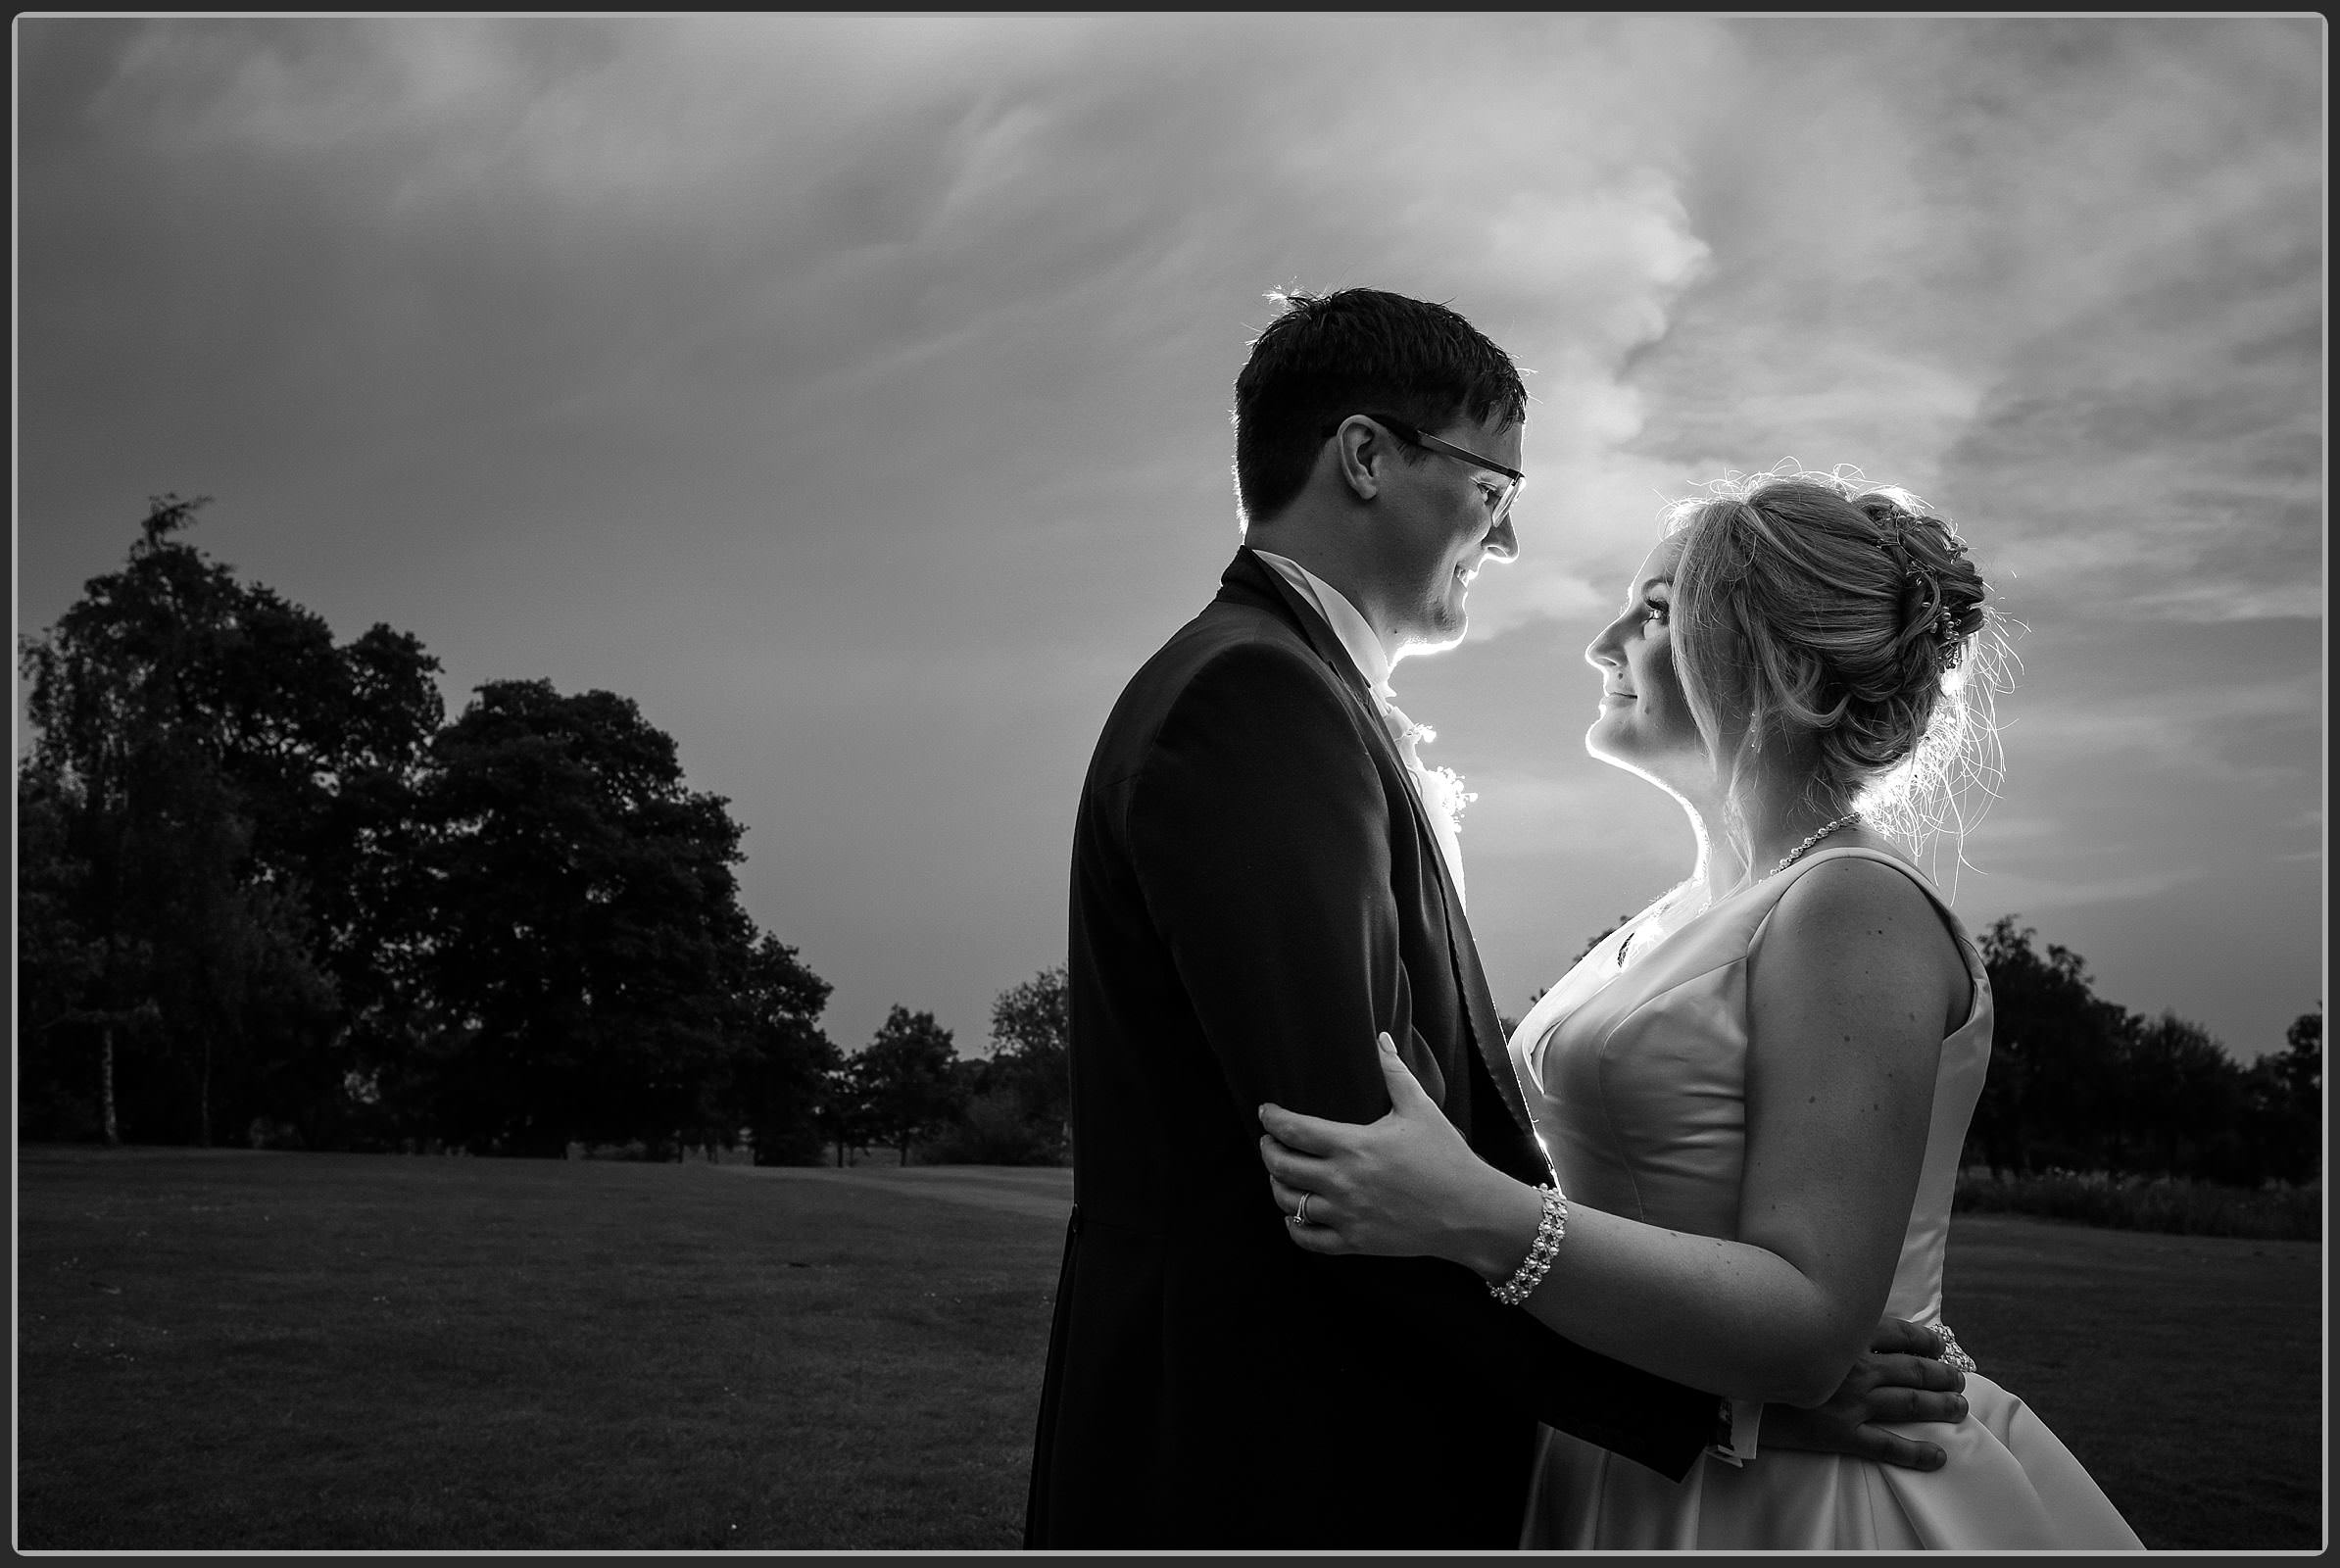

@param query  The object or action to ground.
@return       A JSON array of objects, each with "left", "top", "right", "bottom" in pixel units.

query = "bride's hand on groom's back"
[{"left": 1761, "top": 1316, "right": 1971, "bottom": 1471}]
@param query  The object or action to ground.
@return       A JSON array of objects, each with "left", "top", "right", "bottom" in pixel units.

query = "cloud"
[
  {"left": 1942, "top": 863, "right": 2209, "bottom": 916},
  {"left": 1546, "top": 17, "right": 2328, "bottom": 645},
  {"left": 28, "top": 17, "right": 1748, "bottom": 570},
  {"left": 2002, "top": 670, "right": 2320, "bottom": 789},
  {"left": 2119, "top": 581, "right": 2325, "bottom": 625}
]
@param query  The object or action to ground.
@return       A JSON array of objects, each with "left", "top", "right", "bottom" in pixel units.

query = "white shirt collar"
[{"left": 1249, "top": 548, "right": 1396, "bottom": 707}]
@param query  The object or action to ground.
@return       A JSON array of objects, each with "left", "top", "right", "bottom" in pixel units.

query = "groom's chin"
[{"left": 1409, "top": 617, "right": 1470, "bottom": 659}]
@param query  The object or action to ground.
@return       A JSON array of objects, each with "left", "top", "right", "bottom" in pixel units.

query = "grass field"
[{"left": 16, "top": 1146, "right": 2324, "bottom": 1550}]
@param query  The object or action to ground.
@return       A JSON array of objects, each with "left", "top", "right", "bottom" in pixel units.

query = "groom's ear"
[{"left": 1329, "top": 415, "right": 1391, "bottom": 504}]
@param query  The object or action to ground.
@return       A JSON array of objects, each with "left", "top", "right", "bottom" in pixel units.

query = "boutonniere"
[
  {"left": 1384, "top": 704, "right": 1476, "bottom": 838},
  {"left": 1420, "top": 763, "right": 1478, "bottom": 834}
]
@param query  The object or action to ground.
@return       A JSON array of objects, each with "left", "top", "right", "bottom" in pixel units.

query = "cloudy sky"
[{"left": 17, "top": 16, "right": 2323, "bottom": 1064}]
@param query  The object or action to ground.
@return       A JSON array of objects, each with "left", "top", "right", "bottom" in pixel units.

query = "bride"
[{"left": 1256, "top": 468, "right": 2144, "bottom": 1550}]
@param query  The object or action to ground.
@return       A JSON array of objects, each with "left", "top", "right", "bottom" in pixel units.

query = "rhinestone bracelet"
[{"left": 1489, "top": 1184, "right": 1568, "bottom": 1307}]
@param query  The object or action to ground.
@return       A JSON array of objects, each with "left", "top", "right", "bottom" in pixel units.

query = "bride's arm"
[{"left": 1258, "top": 858, "right": 1960, "bottom": 1406}]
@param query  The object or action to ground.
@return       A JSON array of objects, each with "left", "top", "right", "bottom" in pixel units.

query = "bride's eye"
[{"left": 1643, "top": 595, "right": 1670, "bottom": 625}]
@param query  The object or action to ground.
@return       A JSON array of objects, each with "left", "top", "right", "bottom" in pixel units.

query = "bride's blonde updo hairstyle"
[{"left": 1662, "top": 464, "right": 2007, "bottom": 864}]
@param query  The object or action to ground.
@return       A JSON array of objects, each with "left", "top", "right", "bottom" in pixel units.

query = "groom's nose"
[{"left": 1484, "top": 512, "right": 1518, "bottom": 563}]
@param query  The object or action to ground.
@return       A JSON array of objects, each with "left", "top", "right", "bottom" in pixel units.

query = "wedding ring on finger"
[
  {"left": 1931, "top": 1322, "right": 1978, "bottom": 1374},
  {"left": 1291, "top": 1192, "right": 1313, "bottom": 1227}
]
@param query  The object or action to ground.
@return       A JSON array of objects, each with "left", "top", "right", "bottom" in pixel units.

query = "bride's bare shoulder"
[{"left": 1754, "top": 849, "right": 1969, "bottom": 1024}]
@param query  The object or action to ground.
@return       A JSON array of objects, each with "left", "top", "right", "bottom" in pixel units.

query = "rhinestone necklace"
[{"left": 1769, "top": 810, "right": 1862, "bottom": 877}]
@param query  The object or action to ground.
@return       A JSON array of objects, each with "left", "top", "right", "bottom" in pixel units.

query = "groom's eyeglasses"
[{"left": 1351, "top": 413, "right": 1525, "bottom": 524}]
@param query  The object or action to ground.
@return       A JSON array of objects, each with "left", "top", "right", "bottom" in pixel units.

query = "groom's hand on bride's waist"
[{"left": 1760, "top": 1315, "right": 1970, "bottom": 1471}]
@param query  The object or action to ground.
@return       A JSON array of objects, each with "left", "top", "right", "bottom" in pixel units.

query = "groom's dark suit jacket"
[{"left": 1023, "top": 550, "right": 1713, "bottom": 1549}]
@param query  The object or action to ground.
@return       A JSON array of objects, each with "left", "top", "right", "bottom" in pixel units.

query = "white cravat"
[{"left": 1250, "top": 550, "right": 1468, "bottom": 906}]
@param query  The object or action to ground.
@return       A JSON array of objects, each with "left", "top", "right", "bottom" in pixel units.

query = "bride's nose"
[{"left": 1586, "top": 613, "right": 1628, "bottom": 671}]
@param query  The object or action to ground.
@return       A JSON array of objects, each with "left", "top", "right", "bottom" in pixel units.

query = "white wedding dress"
[{"left": 1510, "top": 845, "right": 2143, "bottom": 1550}]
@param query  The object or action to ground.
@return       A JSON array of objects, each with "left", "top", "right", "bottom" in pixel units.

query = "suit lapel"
[
  {"left": 1441, "top": 889, "right": 1534, "bottom": 1135},
  {"left": 1225, "top": 550, "right": 1534, "bottom": 1138}
]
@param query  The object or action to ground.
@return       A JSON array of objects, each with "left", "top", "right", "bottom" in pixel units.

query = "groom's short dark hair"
[{"left": 1232, "top": 287, "right": 1528, "bottom": 527}]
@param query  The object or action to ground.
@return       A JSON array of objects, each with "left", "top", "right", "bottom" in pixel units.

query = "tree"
[
  {"left": 134, "top": 764, "right": 338, "bottom": 1147},
  {"left": 2120, "top": 1010, "right": 2246, "bottom": 1181},
  {"left": 815, "top": 1055, "right": 876, "bottom": 1167},
  {"left": 275, "top": 621, "right": 446, "bottom": 1099},
  {"left": 1966, "top": 918, "right": 2315, "bottom": 1187},
  {"left": 853, "top": 1005, "right": 964, "bottom": 1163},
  {"left": 17, "top": 496, "right": 840, "bottom": 1161},
  {"left": 931, "top": 964, "right": 1071, "bottom": 1165},
  {"left": 17, "top": 768, "right": 116, "bottom": 1141},
  {"left": 18, "top": 496, "right": 350, "bottom": 1146},
  {"left": 733, "top": 934, "right": 838, "bottom": 1166},
  {"left": 2244, "top": 1008, "right": 2322, "bottom": 1186},
  {"left": 983, "top": 964, "right": 1072, "bottom": 1163},
  {"left": 2278, "top": 1009, "right": 2321, "bottom": 1087},
  {"left": 1969, "top": 917, "right": 2130, "bottom": 1176},
  {"left": 409, "top": 679, "right": 755, "bottom": 1155}
]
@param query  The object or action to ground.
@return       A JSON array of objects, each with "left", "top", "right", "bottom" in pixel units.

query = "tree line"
[
  {"left": 809, "top": 971, "right": 1069, "bottom": 1168},
  {"left": 18, "top": 500, "right": 2316, "bottom": 1182},
  {"left": 17, "top": 499, "right": 1069, "bottom": 1165},
  {"left": 1970, "top": 918, "right": 2317, "bottom": 1188}
]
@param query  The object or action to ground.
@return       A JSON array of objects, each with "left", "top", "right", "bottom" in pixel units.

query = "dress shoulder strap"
[
  {"left": 1770, "top": 843, "right": 1947, "bottom": 908},
  {"left": 1756, "top": 844, "right": 1985, "bottom": 1003}
]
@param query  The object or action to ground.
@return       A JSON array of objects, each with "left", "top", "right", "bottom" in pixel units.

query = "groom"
[{"left": 1025, "top": 289, "right": 1959, "bottom": 1549}]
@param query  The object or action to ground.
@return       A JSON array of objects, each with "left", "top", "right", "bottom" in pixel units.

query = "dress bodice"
[
  {"left": 1509, "top": 850, "right": 2142, "bottom": 1549},
  {"left": 1506, "top": 846, "right": 1991, "bottom": 1326}
]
